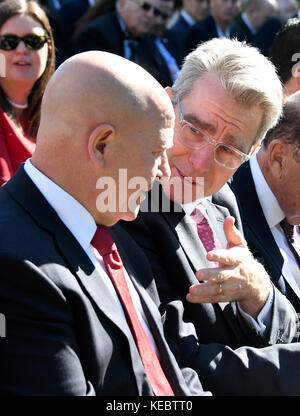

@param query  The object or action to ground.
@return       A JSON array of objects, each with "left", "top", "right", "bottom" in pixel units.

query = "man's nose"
[{"left": 188, "top": 143, "right": 215, "bottom": 173}]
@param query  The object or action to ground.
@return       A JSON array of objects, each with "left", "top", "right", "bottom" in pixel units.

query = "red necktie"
[
  {"left": 91, "top": 225, "right": 174, "bottom": 396},
  {"left": 280, "top": 218, "right": 300, "bottom": 269}
]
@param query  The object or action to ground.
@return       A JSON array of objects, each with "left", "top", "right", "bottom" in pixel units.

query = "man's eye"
[
  {"left": 219, "top": 145, "right": 235, "bottom": 155},
  {"left": 189, "top": 125, "right": 199, "bottom": 134}
]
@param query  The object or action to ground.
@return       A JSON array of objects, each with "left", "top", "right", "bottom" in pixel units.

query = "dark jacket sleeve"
[{"left": 0, "top": 252, "right": 96, "bottom": 396}]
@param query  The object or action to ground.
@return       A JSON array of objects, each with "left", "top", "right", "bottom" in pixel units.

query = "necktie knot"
[
  {"left": 91, "top": 225, "right": 117, "bottom": 256},
  {"left": 280, "top": 218, "right": 295, "bottom": 243}
]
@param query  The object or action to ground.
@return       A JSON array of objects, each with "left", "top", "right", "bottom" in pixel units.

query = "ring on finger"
[{"left": 219, "top": 283, "right": 223, "bottom": 294}]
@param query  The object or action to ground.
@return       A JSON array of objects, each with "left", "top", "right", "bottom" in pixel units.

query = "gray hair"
[{"left": 172, "top": 38, "right": 283, "bottom": 144}]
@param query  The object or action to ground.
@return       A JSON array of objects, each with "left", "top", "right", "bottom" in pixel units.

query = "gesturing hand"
[{"left": 186, "top": 217, "right": 272, "bottom": 318}]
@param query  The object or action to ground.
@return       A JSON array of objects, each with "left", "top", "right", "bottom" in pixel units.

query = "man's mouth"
[{"left": 174, "top": 166, "right": 198, "bottom": 185}]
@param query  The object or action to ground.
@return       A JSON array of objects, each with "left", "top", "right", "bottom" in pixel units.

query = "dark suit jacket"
[
  {"left": 230, "top": 16, "right": 253, "bottom": 44},
  {"left": 74, "top": 11, "right": 173, "bottom": 87},
  {"left": 230, "top": 16, "right": 282, "bottom": 57},
  {"left": 252, "top": 17, "right": 282, "bottom": 56},
  {"left": 0, "top": 167, "right": 206, "bottom": 396},
  {"left": 164, "top": 15, "right": 191, "bottom": 66},
  {"left": 185, "top": 15, "right": 219, "bottom": 54},
  {"left": 231, "top": 160, "right": 300, "bottom": 313},
  {"left": 120, "top": 181, "right": 300, "bottom": 395}
]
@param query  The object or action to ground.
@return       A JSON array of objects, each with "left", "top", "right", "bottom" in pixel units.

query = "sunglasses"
[
  {"left": 140, "top": 2, "right": 169, "bottom": 20},
  {"left": 0, "top": 34, "right": 49, "bottom": 51}
]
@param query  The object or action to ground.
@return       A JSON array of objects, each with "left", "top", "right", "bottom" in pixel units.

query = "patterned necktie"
[
  {"left": 127, "top": 39, "right": 139, "bottom": 64},
  {"left": 91, "top": 225, "right": 174, "bottom": 396},
  {"left": 191, "top": 205, "right": 223, "bottom": 253},
  {"left": 280, "top": 218, "right": 300, "bottom": 269}
]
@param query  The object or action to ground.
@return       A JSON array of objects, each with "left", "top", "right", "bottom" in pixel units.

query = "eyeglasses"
[
  {"left": 176, "top": 98, "right": 250, "bottom": 170},
  {"left": 0, "top": 34, "right": 49, "bottom": 51},
  {"left": 140, "top": 2, "right": 169, "bottom": 20}
]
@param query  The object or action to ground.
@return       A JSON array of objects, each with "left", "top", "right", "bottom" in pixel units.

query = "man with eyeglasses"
[
  {"left": 231, "top": 91, "right": 300, "bottom": 315},
  {"left": 74, "top": 0, "right": 174, "bottom": 87},
  {"left": 121, "top": 38, "right": 300, "bottom": 395}
]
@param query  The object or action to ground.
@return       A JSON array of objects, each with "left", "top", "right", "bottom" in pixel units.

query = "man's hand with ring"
[{"left": 186, "top": 216, "right": 272, "bottom": 318}]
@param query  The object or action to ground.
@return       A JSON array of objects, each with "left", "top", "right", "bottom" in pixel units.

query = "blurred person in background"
[
  {"left": 185, "top": 0, "right": 241, "bottom": 53},
  {"left": 74, "top": 0, "right": 175, "bottom": 87},
  {"left": 231, "top": 0, "right": 281, "bottom": 56},
  {"left": 231, "top": 0, "right": 278, "bottom": 44},
  {"left": 166, "top": 0, "right": 209, "bottom": 60},
  {"left": 277, "top": 0, "right": 298, "bottom": 22},
  {"left": 0, "top": 0, "right": 55, "bottom": 186},
  {"left": 48, "top": 0, "right": 98, "bottom": 64},
  {"left": 269, "top": 17, "right": 300, "bottom": 98},
  {"left": 147, "top": 0, "right": 182, "bottom": 79}
]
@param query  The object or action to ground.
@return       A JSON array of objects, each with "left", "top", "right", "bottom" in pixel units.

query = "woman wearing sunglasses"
[{"left": 0, "top": 0, "right": 55, "bottom": 186}]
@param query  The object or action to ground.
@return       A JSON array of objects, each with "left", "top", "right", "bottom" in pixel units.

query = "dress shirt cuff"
[{"left": 237, "top": 285, "right": 274, "bottom": 336}]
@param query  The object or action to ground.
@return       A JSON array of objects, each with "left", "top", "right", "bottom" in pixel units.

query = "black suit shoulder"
[
  {"left": 74, "top": 11, "right": 123, "bottom": 54},
  {"left": 252, "top": 17, "right": 282, "bottom": 56},
  {"left": 185, "top": 15, "right": 217, "bottom": 53},
  {"left": 230, "top": 16, "right": 253, "bottom": 43}
]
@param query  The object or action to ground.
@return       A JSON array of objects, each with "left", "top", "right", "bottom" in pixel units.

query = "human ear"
[
  {"left": 87, "top": 124, "right": 115, "bottom": 166},
  {"left": 268, "top": 140, "right": 290, "bottom": 179},
  {"left": 165, "top": 87, "right": 173, "bottom": 101}
]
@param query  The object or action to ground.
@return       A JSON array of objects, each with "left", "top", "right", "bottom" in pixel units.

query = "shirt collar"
[
  {"left": 216, "top": 23, "right": 231, "bottom": 38},
  {"left": 116, "top": 10, "right": 134, "bottom": 38},
  {"left": 249, "top": 154, "right": 285, "bottom": 229},
  {"left": 181, "top": 10, "right": 196, "bottom": 26},
  {"left": 24, "top": 159, "right": 97, "bottom": 251},
  {"left": 182, "top": 196, "right": 211, "bottom": 216},
  {"left": 241, "top": 12, "right": 256, "bottom": 34}
]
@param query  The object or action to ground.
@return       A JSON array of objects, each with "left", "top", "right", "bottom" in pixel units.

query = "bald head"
[
  {"left": 37, "top": 51, "right": 172, "bottom": 143},
  {"left": 32, "top": 51, "right": 174, "bottom": 225}
]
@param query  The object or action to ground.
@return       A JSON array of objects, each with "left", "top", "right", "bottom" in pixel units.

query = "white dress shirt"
[
  {"left": 182, "top": 196, "right": 273, "bottom": 335},
  {"left": 216, "top": 24, "right": 231, "bottom": 38},
  {"left": 241, "top": 13, "right": 256, "bottom": 35},
  {"left": 24, "top": 159, "right": 159, "bottom": 354},
  {"left": 155, "top": 39, "right": 180, "bottom": 83},
  {"left": 250, "top": 154, "right": 300, "bottom": 289},
  {"left": 180, "top": 10, "right": 196, "bottom": 26}
]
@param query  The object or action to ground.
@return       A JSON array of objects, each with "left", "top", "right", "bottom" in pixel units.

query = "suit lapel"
[
  {"left": 151, "top": 185, "right": 211, "bottom": 271},
  {"left": 206, "top": 15, "right": 218, "bottom": 38},
  {"left": 4, "top": 167, "right": 137, "bottom": 343},
  {"left": 206, "top": 200, "right": 229, "bottom": 248}
]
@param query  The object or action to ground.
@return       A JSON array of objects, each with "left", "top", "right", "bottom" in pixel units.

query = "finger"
[
  {"left": 206, "top": 249, "right": 237, "bottom": 266},
  {"left": 223, "top": 216, "right": 247, "bottom": 249},
  {"left": 195, "top": 267, "right": 232, "bottom": 283},
  {"left": 186, "top": 279, "right": 244, "bottom": 304},
  {"left": 186, "top": 282, "right": 227, "bottom": 303}
]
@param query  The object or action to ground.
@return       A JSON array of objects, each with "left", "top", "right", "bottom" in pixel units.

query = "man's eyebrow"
[
  {"left": 224, "top": 135, "right": 247, "bottom": 152},
  {"left": 184, "top": 114, "right": 249, "bottom": 153},
  {"left": 183, "top": 113, "right": 216, "bottom": 135}
]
